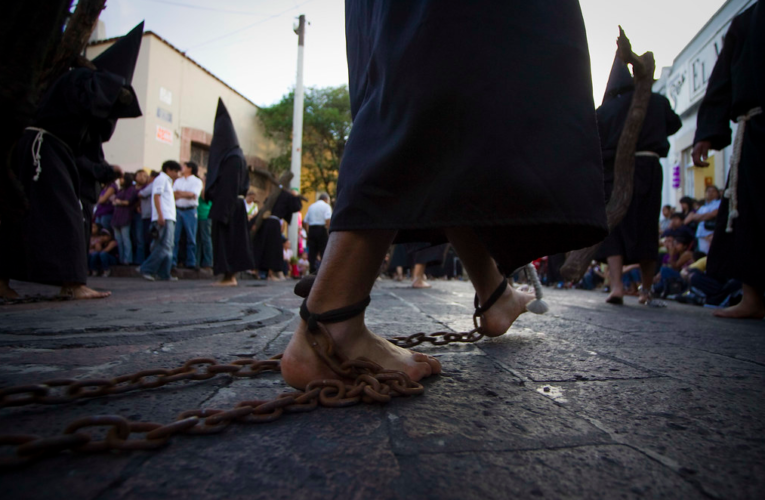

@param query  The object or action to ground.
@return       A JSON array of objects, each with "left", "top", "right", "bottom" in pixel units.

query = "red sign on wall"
[{"left": 156, "top": 125, "right": 173, "bottom": 145}]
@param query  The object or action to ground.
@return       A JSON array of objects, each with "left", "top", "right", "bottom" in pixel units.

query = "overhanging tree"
[{"left": 258, "top": 85, "right": 351, "bottom": 199}]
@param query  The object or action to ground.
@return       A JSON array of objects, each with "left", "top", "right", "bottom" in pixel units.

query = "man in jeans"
[
  {"left": 140, "top": 161, "right": 181, "bottom": 281},
  {"left": 172, "top": 161, "right": 203, "bottom": 269}
]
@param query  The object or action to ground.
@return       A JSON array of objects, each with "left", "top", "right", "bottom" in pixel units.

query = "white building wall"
[
  {"left": 86, "top": 32, "right": 277, "bottom": 174},
  {"left": 653, "top": 0, "right": 756, "bottom": 209}
]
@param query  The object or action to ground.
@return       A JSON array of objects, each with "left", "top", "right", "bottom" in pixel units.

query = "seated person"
[
  {"left": 652, "top": 231, "right": 694, "bottom": 298},
  {"left": 297, "top": 251, "right": 309, "bottom": 277},
  {"left": 621, "top": 264, "right": 642, "bottom": 296},
  {"left": 577, "top": 261, "right": 605, "bottom": 290},
  {"left": 88, "top": 228, "right": 119, "bottom": 277}
]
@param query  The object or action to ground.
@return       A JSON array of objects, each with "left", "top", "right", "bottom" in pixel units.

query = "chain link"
[{"left": 0, "top": 319, "right": 484, "bottom": 468}]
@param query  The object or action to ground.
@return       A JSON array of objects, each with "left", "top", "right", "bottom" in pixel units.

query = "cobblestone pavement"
[{"left": 1, "top": 277, "right": 763, "bottom": 500}]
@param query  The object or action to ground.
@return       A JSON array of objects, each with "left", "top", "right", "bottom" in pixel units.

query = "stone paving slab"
[{"left": 0, "top": 278, "right": 763, "bottom": 499}]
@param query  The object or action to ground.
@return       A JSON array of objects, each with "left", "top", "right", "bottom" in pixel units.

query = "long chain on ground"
[{"left": 0, "top": 317, "right": 485, "bottom": 468}]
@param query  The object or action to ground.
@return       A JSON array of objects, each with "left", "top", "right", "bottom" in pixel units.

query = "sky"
[{"left": 97, "top": 0, "right": 731, "bottom": 108}]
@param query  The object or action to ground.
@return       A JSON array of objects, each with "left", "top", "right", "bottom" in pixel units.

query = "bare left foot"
[
  {"left": 282, "top": 318, "right": 441, "bottom": 390},
  {"left": 479, "top": 284, "right": 534, "bottom": 337},
  {"left": 713, "top": 301, "right": 765, "bottom": 319},
  {"left": 60, "top": 285, "right": 111, "bottom": 300}
]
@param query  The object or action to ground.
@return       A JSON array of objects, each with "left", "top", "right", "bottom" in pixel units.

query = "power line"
[
  {"left": 134, "top": 0, "right": 269, "bottom": 17},
  {"left": 183, "top": 0, "right": 317, "bottom": 53}
]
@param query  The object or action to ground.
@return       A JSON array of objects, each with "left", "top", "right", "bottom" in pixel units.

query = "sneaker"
[
  {"left": 168, "top": 276, "right": 179, "bottom": 281},
  {"left": 141, "top": 274, "right": 155, "bottom": 281},
  {"left": 103, "top": 269, "right": 112, "bottom": 278}
]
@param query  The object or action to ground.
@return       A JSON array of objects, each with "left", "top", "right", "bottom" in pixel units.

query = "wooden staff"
[{"left": 561, "top": 27, "right": 656, "bottom": 282}]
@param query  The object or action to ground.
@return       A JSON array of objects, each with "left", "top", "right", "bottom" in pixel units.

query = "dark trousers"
[{"left": 307, "top": 225, "right": 328, "bottom": 273}]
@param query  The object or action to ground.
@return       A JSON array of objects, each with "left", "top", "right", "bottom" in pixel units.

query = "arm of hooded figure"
[{"left": 693, "top": 16, "right": 740, "bottom": 166}]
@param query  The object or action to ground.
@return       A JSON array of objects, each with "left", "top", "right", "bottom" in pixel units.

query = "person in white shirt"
[
  {"left": 139, "top": 161, "right": 181, "bottom": 280},
  {"left": 303, "top": 193, "right": 332, "bottom": 273},
  {"left": 172, "top": 161, "right": 204, "bottom": 268},
  {"left": 685, "top": 185, "right": 721, "bottom": 255}
]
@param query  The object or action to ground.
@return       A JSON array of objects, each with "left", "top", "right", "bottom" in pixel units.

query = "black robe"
[
  {"left": 595, "top": 92, "right": 682, "bottom": 263},
  {"left": 208, "top": 154, "right": 254, "bottom": 276},
  {"left": 332, "top": 1, "right": 608, "bottom": 273},
  {"left": 0, "top": 69, "right": 126, "bottom": 286},
  {"left": 695, "top": 5, "right": 765, "bottom": 289},
  {"left": 252, "top": 191, "right": 302, "bottom": 273}
]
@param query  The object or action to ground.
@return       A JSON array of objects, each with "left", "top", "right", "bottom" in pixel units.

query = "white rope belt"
[
  {"left": 25, "top": 127, "right": 47, "bottom": 182},
  {"left": 635, "top": 151, "right": 660, "bottom": 158},
  {"left": 726, "top": 106, "right": 762, "bottom": 233}
]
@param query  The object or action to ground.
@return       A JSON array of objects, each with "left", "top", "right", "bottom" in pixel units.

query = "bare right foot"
[
  {"left": 479, "top": 284, "right": 534, "bottom": 337},
  {"left": 713, "top": 301, "right": 765, "bottom": 319},
  {"left": 0, "top": 279, "right": 20, "bottom": 299},
  {"left": 412, "top": 277, "right": 431, "bottom": 289},
  {"left": 606, "top": 288, "right": 624, "bottom": 305},
  {"left": 212, "top": 277, "right": 238, "bottom": 287},
  {"left": 281, "top": 318, "right": 441, "bottom": 390}
]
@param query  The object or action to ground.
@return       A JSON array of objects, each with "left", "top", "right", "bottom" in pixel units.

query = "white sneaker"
[{"left": 142, "top": 274, "right": 155, "bottom": 281}]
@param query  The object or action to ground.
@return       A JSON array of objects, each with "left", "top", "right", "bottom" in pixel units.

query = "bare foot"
[
  {"left": 606, "top": 289, "right": 624, "bottom": 305},
  {"left": 281, "top": 318, "right": 442, "bottom": 390},
  {"left": 212, "top": 276, "right": 238, "bottom": 287},
  {"left": 412, "top": 277, "right": 432, "bottom": 289},
  {"left": 0, "top": 280, "right": 20, "bottom": 299},
  {"left": 59, "top": 285, "right": 111, "bottom": 300},
  {"left": 713, "top": 301, "right": 765, "bottom": 319},
  {"left": 638, "top": 292, "right": 650, "bottom": 305},
  {"left": 479, "top": 284, "right": 534, "bottom": 337}
]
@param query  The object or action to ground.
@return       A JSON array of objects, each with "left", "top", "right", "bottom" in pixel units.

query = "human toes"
[
  {"left": 411, "top": 352, "right": 439, "bottom": 377},
  {"left": 415, "top": 353, "right": 441, "bottom": 375}
]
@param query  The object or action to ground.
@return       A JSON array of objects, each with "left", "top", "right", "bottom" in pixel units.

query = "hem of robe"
[{"left": 330, "top": 218, "right": 607, "bottom": 274}]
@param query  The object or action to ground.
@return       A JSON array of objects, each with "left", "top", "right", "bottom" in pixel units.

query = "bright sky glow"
[{"left": 98, "top": 0, "right": 729, "bottom": 107}]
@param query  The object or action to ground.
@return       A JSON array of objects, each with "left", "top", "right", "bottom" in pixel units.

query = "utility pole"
[{"left": 288, "top": 14, "right": 306, "bottom": 254}]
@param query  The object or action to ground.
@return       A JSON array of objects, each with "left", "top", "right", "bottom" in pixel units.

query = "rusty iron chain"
[
  {"left": 387, "top": 312, "right": 486, "bottom": 348},
  {"left": 0, "top": 317, "right": 486, "bottom": 468}
]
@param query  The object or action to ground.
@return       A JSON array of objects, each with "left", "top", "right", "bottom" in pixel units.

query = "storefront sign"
[
  {"left": 156, "top": 125, "right": 173, "bottom": 145},
  {"left": 672, "top": 165, "right": 681, "bottom": 189},
  {"left": 157, "top": 107, "right": 172, "bottom": 123},
  {"left": 159, "top": 87, "right": 172, "bottom": 105}
]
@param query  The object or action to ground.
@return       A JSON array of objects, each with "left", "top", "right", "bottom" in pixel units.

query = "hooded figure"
[
  {"left": 695, "top": 3, "right": 765, "bottom": 301},
  {"left": 206, "top": 98, "right": 255, "bottom": 280},
  {"left": 78, "top": 22, "right": 144, "bottom": 248},
  {"left": 251, "top": 187, "right": 302, "bottom": 277},
  {"left": 602, "top": 54, "right": 635, "bottom": 105},
  {"left": 594, "top": 52, "right": 681, "bottom": 288},
  {"left": 0, "top": 45, "right": 142, "bottom": 295}
]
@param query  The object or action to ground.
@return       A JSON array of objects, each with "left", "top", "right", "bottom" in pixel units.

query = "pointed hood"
[
  {"left": 92, "top": 21, "right": 144, "bottom": 120},
  {"left": 206, "top": 98, "right": 243, "bottom": 193},
  {"left": 602, "top": 53, "right": 634, "bottom": 104}
]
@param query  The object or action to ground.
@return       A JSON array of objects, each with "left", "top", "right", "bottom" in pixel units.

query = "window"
[{"left": 190, "top": 142, "right": 209, "bottom": 171}]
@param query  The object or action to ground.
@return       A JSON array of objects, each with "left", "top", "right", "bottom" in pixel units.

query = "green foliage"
[{"left": 258, "top": 85, "right": 351, "bottom": 198}]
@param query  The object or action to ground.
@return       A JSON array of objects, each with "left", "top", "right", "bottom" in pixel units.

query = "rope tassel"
[{"left": 524, "top": 263, "right": 549, "bottom": 315}]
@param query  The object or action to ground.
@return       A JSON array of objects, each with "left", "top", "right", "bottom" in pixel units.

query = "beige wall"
[
  {"left": 86, "top": 33, "right": 277, "bottom": 173},
  {"left": 86, "top": 38, "right": 150, "bottom": 171}
]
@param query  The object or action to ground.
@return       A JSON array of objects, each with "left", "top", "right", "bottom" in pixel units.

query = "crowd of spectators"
[
  {"left": 554, "top": 185, "right": 743, "bottom": 309},
  {"left": 86, "top": 162, "right": 324, "bottom": 282}
]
